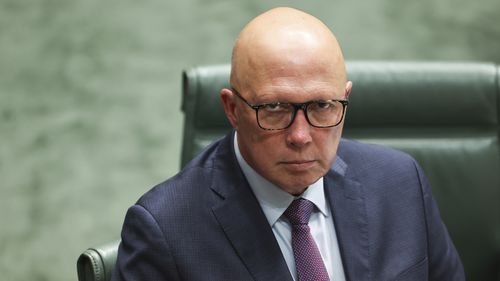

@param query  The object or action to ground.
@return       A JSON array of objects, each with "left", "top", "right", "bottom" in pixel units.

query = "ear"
[
  {"left": 220, "top": 88, "right": 239, "bottom": 129},
  {"left": 345, "top": 81, "right": 353, "bottom": 99}
]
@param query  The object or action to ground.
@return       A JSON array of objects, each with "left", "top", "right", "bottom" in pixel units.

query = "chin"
[
  {"left": 278, "top": 176, "right": 321, "bottom": 195},
  {"left": 278, "top": 185, "right": 307, "bottom": 196}
]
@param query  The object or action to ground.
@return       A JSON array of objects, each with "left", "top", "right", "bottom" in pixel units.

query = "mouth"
[{"left": 280, "top": 160, "right": 317, "bottom": 172}]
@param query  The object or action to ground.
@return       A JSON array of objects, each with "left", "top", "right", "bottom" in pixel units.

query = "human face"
[{"left": 222, "top": 67, "right": 352, "bottom": 195}]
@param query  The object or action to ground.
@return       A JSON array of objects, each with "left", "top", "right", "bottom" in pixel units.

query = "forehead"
[
  {"left": 249, "top": 74, "right": 345, "bottom": 103},
  {"left": 242, "top": 51, "right": 345, "bottom": 98}
]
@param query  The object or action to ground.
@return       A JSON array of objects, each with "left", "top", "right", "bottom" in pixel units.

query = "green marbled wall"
[{"left": 0, "top": 0, "right": 499, "bottom": 280}]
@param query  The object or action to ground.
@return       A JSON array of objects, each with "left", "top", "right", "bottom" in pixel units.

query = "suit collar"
[
  {"left": 209, "top": 132, "right": 293, "bottom": 281},
  {"left": 325, "top": 154, "right": 370, "bottom": 281}
]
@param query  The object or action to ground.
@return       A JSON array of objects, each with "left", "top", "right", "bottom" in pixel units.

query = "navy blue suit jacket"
[{"left": 112, "top": 132, "right": 464, "bottom": 281}]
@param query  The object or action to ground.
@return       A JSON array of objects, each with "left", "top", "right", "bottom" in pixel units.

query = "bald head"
[{"left": 231, "top": 7, "right": 347, "bottom": 93}]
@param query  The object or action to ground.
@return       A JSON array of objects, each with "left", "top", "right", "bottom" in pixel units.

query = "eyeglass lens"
[{"left": 257, "top": 101, "right": 345, "bottom": 130}]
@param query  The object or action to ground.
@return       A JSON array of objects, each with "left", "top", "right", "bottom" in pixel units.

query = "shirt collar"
[{"left": 234, "top": 132, "right": 330, "bottom": 226}]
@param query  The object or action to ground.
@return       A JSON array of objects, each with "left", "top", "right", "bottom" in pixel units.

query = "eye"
[
  {"left": 315, "top": 101, "right": 334, "bottom": 109},
  {"left": 262, "top": 102, "right": 288, "bottom": 112}
]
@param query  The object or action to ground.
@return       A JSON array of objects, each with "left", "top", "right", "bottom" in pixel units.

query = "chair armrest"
[{"left": 77, "top": 240, "right": 120, "bottom": 281}]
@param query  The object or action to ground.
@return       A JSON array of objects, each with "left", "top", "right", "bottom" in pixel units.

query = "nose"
[{"left": 286, "top": 109, "right": 312, "bottom": 148}]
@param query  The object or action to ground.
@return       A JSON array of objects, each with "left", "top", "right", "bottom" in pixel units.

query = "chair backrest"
[{"left": 181, "top": 61, "right": 500, "bottom": 281}]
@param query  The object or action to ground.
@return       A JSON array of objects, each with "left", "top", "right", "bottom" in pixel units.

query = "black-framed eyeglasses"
[{"left": 232, "top": 88, "right": 349, "bottom": 130}]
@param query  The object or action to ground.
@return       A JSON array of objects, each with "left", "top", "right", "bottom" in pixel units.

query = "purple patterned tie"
[{"left": 284, "top": 198, "right": 330, "bottom": 281}]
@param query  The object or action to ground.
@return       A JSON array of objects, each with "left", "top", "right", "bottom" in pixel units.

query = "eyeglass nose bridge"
[{"left": 286, "top": 102, "right": 314, "bottom": 129}]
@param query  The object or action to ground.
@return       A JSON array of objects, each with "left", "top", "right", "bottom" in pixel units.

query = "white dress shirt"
[{"left": 234, "top": 133, "right": 346, "bottom": 281}]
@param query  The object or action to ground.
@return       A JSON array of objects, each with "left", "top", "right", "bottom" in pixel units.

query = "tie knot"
[{"left": 284, "top": 198, "right": 314, "bottom": 225}]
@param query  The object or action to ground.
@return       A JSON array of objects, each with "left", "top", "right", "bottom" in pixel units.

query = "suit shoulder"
[
  {"left": 135, "top": 137, "right": 228, "bottom": 215},
  {"left": 337, "top": 138, "right": 417, "bottom": 171},
  {"left": 138, "top": 168, "right": 214, "bottom": 214}
]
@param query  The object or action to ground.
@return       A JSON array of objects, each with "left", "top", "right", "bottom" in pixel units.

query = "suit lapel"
[
  {"left": 325, "top": 156, "right": 370, "bottom": 281},
  {"left": 209, "top": 133, "right": 293, "bottom": 281}
]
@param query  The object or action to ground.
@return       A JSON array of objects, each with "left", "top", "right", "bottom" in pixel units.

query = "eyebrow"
[{"left": 232, "top": 87, "right": 344, "bottom": 105}]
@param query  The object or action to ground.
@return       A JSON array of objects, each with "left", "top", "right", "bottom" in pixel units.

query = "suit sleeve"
[
  {"left": 111, "top": 204, "right": 181, "bottom": 281},
  {"left": 413, "top": 161, "right": 466, "bottom": 281}
]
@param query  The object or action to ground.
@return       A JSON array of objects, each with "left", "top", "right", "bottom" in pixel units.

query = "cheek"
[
  {"left": 237, "top": 116, "right": 283, "bottom": 162},
  {"left": 315, "top": 129, "right": 342, "bottom": 164},
  {"left": 250, "top": 133, "right": 284, "bottom": 160}
]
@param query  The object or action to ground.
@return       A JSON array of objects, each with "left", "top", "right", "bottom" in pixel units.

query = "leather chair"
[
  {"left": 77, "top": 240, "right": 120, "bottom": 281},
  {"left": 78, "top": 62, "right": 500, "bottom": 281}
]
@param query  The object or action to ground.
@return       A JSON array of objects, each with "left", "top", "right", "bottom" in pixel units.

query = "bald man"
[{"left": 112, "top": 7, "right": 464, "bottom": 281}]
